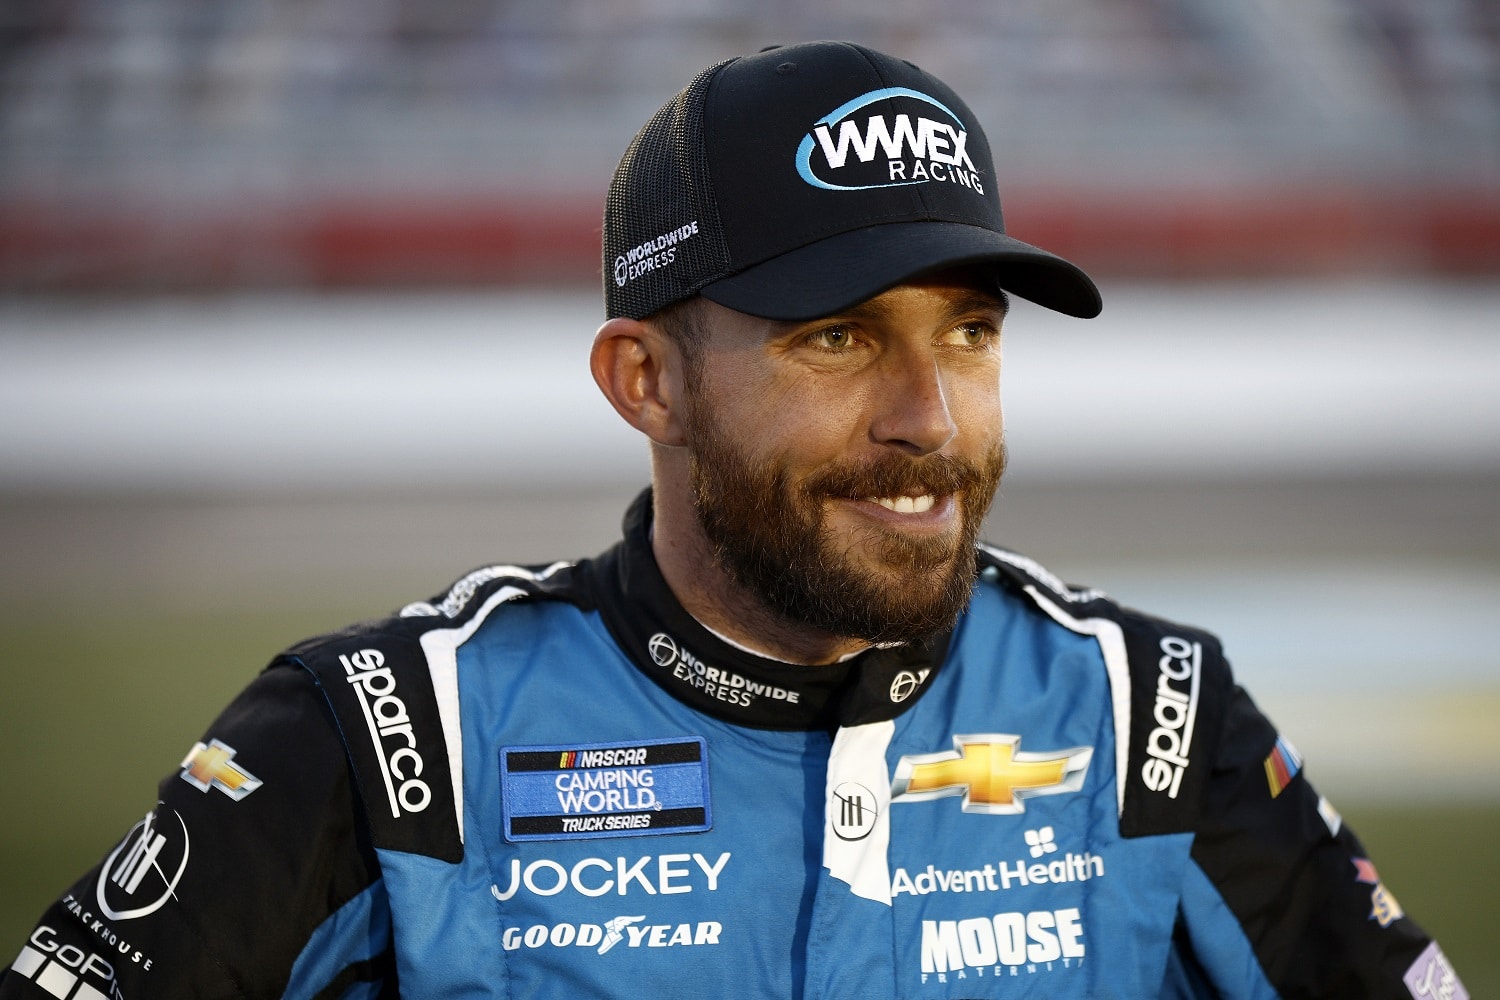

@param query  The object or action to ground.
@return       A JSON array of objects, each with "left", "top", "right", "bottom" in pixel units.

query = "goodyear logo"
[{"left": 795, "top": 87, "right": 984, "bottom": 194}]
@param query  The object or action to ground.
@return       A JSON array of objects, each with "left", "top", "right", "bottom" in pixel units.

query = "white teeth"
[{"left": 870, "top": 495, "right": 936, "bottom": 514}]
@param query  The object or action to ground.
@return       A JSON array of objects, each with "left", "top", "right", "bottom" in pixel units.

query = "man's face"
[{"left": 679, "top": 271, "right": 1008, "bottom": 645}]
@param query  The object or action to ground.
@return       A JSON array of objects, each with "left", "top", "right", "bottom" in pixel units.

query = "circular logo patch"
[
  {"left": 97, "top": 806, "right": 191, "bottom": 921},
  {"left": 648, "top": 632, "right": 679, "bottom": 668},
  {"left": 889, "top": 670, "right": 922, "bottom": 703},
  {"left": 830, "top": 781, "right": 880, "bottom": 841}
]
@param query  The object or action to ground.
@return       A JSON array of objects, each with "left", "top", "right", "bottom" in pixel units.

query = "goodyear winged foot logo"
[
  {"left": 497, "top": 911, "right": 724, "bottom": 956},
  {"left": 891, "top": 735, "right": 1091, "bottom": 815}
]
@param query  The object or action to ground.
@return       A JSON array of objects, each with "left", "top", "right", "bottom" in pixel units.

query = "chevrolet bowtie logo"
[
  {"left": 180, "top": 739, "right": 262, "bottom": 801},
  {"left": 891, "top": 735, "right": 1092, "bottom": 815}
]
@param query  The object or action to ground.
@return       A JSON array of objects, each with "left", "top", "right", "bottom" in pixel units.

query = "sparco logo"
[
  {"left": 340, "top": 648, "right": 432, "bottom": 817},
  {"left": 796, "top": 88, "right": 982, "bottom": 193},
  {"left": 97, "top": 806, "right": 190, "bottom": 921},
  {"left": 501, "top": 915, "right": 722, "bottom": 955},
  {"left": 1140, "top": 636, "right": 1202, "bottom": 799}
]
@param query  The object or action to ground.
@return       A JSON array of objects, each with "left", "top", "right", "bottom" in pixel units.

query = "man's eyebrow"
[
  {"left": 819, "top": 288, "right": 1011, "bottom": 326},
  {"left": 946, "top": 290, "right": 1011, "bottom": 319}
]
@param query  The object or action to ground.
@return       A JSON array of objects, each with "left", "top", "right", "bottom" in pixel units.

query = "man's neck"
[{"left": 649, "top": 477, "right": 870, "bottom": 667}]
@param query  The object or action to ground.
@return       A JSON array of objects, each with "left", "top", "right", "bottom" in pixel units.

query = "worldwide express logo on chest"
[
  {"left": 795, "top": 87, "right": 984, "bottom": 194},
  {"left": 501, "top": 737, "right": 712, "bottom": 842}
]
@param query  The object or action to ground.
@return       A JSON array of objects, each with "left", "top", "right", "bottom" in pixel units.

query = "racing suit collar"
[{"left": 587, "top": 489, "right": 951, "bottom": 731}]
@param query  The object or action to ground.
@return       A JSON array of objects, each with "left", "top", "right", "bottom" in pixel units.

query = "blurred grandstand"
[{"left": 2, "top": 0, "right": 1497, "bottom": 291}]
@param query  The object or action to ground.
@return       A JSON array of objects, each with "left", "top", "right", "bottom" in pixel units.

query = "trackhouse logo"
[
  {"left": 796, "top": 87, "right": 983, "bottom": 193},
  {"left": 830, "top": 781, "right": 879, "bottom": 841},
  {"left": 58, "top": 893, "right": 157, "bottom": 971},
  {"left": 97, "top": 806, "right": 191, "bottom": 921}
]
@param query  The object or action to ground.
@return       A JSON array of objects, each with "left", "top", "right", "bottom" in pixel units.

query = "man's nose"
[{"left": 869, "top": 350, "right": 958, "bottom": 455}]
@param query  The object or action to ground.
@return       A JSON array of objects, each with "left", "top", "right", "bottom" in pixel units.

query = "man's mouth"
[{"left": 866, "top": 494, "right": 937, "bottom": 514}]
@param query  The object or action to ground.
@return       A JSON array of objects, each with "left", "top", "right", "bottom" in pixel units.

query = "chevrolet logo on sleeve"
[
  {"left": 179, "top": 739, "right": 262, "bottom": 801},
  {"left": 891, "top": 735, "right": 1091, "bottom": 815}
]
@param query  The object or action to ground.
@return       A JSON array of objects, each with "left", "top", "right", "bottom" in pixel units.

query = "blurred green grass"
[{"left": 3, "top": 605, "right": 1495, "bottom": 994}]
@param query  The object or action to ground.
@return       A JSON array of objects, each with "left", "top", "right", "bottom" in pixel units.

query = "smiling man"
[
  {"left": 612, "top": 274, "right": 1010, "bottom": 660},
  {"left": 2, "top": 41, "right": 1464, "bottom": 1000}
]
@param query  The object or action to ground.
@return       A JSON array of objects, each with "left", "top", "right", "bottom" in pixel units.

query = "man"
[{"left": 2, "top": 40, "right": 1465, "bottom": 1000}]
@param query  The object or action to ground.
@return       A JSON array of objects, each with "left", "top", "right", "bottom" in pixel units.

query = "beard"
[{"left": 683, "top": 394, "right": 1006, "bottom": 646}]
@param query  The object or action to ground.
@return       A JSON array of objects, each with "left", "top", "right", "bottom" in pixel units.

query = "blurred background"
[{"left": 2, "top": 0, "right": 1497, "bottom": 989}]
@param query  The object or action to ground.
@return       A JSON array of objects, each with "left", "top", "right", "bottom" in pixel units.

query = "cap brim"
[{"left": 699, "top": 221, "right": 1102, "bottom": 321}]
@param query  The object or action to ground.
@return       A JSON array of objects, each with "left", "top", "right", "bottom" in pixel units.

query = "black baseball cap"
[{"left": 603, "top": 40, "right": 1101, "bottom": 322}]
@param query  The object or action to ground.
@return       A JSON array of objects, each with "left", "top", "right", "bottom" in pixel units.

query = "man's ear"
[{"left": 590, "top": 317, "right": 689, "bottom": 447}]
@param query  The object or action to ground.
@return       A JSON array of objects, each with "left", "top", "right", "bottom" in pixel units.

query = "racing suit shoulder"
[
  {"left": 976, "top": 542, "right": 1463, "bottom": 999},
  {"left": 277, "top": 557, "right": 583, "bottom": 863},
  {"left": 1, "top": 559, "right": 586, "bottom": 1000},
  {"left": 977, "top": 542, "right": 1234, "bottom": 836},
  {"left": 1, "top": 664, "right": 392, "bottom": 1000}
]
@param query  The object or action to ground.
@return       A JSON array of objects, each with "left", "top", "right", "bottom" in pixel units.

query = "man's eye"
[
  {"left": 953, "top": 322, "right": 992, "bottom": 346},
  {"left": 809, "top": 327, "right": 854, "bottom": 350}
]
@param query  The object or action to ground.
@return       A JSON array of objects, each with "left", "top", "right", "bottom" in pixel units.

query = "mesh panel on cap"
[{"left": 604, "top": 60, "right": 734, "bottom": 319}]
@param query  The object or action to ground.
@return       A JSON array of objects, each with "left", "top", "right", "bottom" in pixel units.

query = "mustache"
[{"left": 800, "top": 448, "right": 1002, "bottom": 503}]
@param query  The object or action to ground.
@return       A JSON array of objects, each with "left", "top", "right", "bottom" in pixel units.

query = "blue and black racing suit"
[{"left": 1, "top": 491, "right": 1466, "bottom": 999}]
